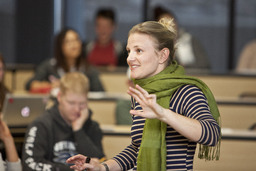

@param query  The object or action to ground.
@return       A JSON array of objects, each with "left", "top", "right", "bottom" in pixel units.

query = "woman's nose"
[{"left": 127, "top": 52, "right": 135, "bottom": 63}]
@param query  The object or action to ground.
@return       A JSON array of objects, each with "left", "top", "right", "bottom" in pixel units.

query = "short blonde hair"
[
  {"left": 59, "top": 72, "right": 89, "bottom": 95},
  {"left": 128, "top": 17, "right": 177, "bottom": 65}
]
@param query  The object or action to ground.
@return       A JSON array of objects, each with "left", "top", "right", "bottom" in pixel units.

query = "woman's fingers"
[
  {"left": 128, "top": 85, "right": 150, "bottom": 104},
  {"left": 66, "top": 154, "right": 85, "bottom": 163},
  {"left": 128, "top": 85, "right": 157, "bottom": 106},
  {"left": 135, "top": 84, "right": 149, "bottom": 96},
  {"left": 130, "top": 109, "right": 144, "bottom": 117},
  {"left": 66, "top": 155, "right": 96, "bottom": 171}
]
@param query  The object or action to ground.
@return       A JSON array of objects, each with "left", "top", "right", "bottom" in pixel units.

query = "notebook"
[{"left": 1, "top": 93, "right": 49, "bottom": 128}]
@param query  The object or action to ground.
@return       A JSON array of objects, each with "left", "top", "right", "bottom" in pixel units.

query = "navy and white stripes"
[{"left": 113, "top": 85, "right": 220, "bottom": 170}]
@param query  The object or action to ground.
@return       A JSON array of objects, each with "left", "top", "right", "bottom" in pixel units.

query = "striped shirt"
[{"left": 113, "top": 85, "right": 220, "bottom": 171}]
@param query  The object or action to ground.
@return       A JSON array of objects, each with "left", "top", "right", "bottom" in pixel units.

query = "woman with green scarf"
[{"left": 66, "top": 17, "right": 221, "bottom": 171}]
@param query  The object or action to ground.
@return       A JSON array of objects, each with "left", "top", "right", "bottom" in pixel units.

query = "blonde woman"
[{"left": 67, "top": 18, "right": 221, "bottom": 171}]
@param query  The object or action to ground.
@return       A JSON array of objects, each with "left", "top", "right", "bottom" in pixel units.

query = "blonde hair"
[
  {"left": 128, "top": 17, "right": 177, "bottom": 64},
  {"left": 59, "top": 72, "right": 89, "bottom": 95}
]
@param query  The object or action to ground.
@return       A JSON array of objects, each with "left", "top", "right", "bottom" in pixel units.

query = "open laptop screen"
[{"left": 2, "top": 93, "right": 49, "bottom": 128}]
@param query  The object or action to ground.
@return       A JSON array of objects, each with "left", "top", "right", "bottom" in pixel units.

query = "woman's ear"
[{"left": 159, "top": 48, "right": 170, "bottom": 64}]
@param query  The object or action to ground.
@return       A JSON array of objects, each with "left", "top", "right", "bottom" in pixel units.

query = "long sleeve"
[
  {"left": 112, "top": 141, "right": 138, "bottom": 170},
  {"left": 6, "top": 159, "right": 22, "bottom": 171},
  {"left": 169, "top": 85, "right": 220, "bottom": 146},
  {"left": 22, "top": 120, "right": 72, "bottom": 171},
  {"left": 0, "top": 155, "right": 22, "bottom": 171},
  {"left": 0, "top": 154, "right": 5, "bottom": 171}
]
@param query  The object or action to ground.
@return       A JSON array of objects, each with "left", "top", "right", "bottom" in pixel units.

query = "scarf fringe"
[
  {"left": 198, "top": 117, "right": 221, "bottom": 161},
  {"left": 198, "top": 139, "right": 221, "bottom": 161}
]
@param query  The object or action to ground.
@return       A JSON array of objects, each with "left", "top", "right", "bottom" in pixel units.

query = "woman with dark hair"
[{"left": 26, "top": 28, "right": 105, "bottom": 93}]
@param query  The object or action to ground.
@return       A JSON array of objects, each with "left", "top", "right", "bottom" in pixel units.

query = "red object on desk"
[{"left": 29, "top": 87, "right": 51, "bottom": 94}]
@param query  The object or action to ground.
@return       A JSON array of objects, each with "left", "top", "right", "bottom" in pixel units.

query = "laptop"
[{"left": 2, "top": 93, "right": 49, "bottom": 128}]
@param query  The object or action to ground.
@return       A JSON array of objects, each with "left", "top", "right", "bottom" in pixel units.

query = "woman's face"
[
  {"left": 127, "top": 33, "right": 165, "bottom": 79},
  {"left": 62, "top": 30, "right": 82, "bottom": 59}
]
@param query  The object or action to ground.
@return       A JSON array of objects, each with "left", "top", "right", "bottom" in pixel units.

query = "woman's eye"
[{"left": 136, "top": 49, "right": 142, "bottom": 53}]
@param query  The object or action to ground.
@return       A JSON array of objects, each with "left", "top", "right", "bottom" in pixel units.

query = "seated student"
[
  {"left": 85, "top": 8, "right": 127, "bottom": 68},
  {"left": 0, "top": 118, "right": 22, "bottom": 171},
  {"left": 236, "top": 39, "right": 256, "bottom": 73},
  {"left": 0, "top": 54, "right": 22, "bottom": 171},
  {"left": 25, "top": 28, "right": 105, "bottom": 93},
  {"left": 0, "top": 55, "right": 9, "bottom": 112},
  {"left": 22, "top": 72, "right": 105, "bottom": 171},
  {"left": 154, "top": 6, "right": 211, "bottom": 71}
]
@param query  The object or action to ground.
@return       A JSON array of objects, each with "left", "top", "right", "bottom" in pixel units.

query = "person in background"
[
  {"left": 66, "top": 18, "right": 221, "bottom": 171},
  {"left": 0, "top": 118, "right": 22, "bottom": 171},
  {"left": 154, "top": 6, "right": 211, "bottom": 71},
  {"left": 236, "top": 39, "right": 256, "bottom": 73},
  {"left": 25, "top": 28, "right": 105, "bottom": 93},
  {"left": 85, "top": 8, "right": 127, "bottom": 68},
  {"left": 22, "top": 72, "right": 105, "bottom": 171},
  {"left": 0, "top": 54, "right": 22, "bottom": 171},
  {"left": 0, "top": 55, "right": 10, "bottom": 112}
]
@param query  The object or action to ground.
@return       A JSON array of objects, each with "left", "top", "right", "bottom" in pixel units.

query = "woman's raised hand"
[{"left": 127, "top": 84, "right": 165, "bottom": 120}]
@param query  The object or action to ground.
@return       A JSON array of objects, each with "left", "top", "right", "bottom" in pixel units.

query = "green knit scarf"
[{"left": 134, "top": 61, "right": 221, "bottom": 171}]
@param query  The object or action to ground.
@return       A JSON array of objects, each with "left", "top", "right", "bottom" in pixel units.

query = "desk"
[
  {"left": 88, "top": 92, "right": 256, "bottom": 129},
  {"left": 217, "top": 97, "right": 256, "bottom": 129},
  {"left": 100, "top": 125, "right": 256, "bottom": 141},
  {"left": 5, "top": 64, "right": 35, "bottom": 91},
  {"left": 101, "top": 125, "right": 256, "bottom": 171},
  {"left": 9, "top": 125, "right": 256, "bottom": 170},
  {"left": 194, "top": 74, "right": 256, "bottom": 98},
  {"left": 100, "top": 72, "right": 256, "bottom": 98},
  {"left": 5, "top": 67, "right": 256, "bottom": 98},
  {"left": 9, "top": 91, "right": 256, "bottom": 128},
  {"left": 10, "top": 125, "right": 256, "bottom": 141}
]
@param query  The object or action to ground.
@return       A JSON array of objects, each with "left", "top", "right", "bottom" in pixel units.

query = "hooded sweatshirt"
[{"left": 22, "top": 104, "right": 105, "bottom": 171}]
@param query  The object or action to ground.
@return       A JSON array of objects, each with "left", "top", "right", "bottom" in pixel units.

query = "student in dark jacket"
[{"left": 22, "top": 72, "right": 105, "bottom": 171}]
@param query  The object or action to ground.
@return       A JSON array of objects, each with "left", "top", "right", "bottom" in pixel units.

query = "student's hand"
[
  {"left": 127, "top": 84, "right": 165, "bottom": 120},
  {"left": 0, "top": 117, "right": 13, "bottom": 143},
  {"left": 71, "top": 108, "right": 89, "bottom": 131},
  {"left": 66, "top": 154, "right": 102, "bottom": 171},
  {"left": 0, "top": 116, "right": 19, "bottom": 163},
  {"left": 49, "top": 75, "right": 60, "bottom": 89}
]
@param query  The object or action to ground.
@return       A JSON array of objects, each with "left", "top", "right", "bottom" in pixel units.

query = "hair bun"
[{"left": 158, "top": 17, "right": 177, "bottom": 36}]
